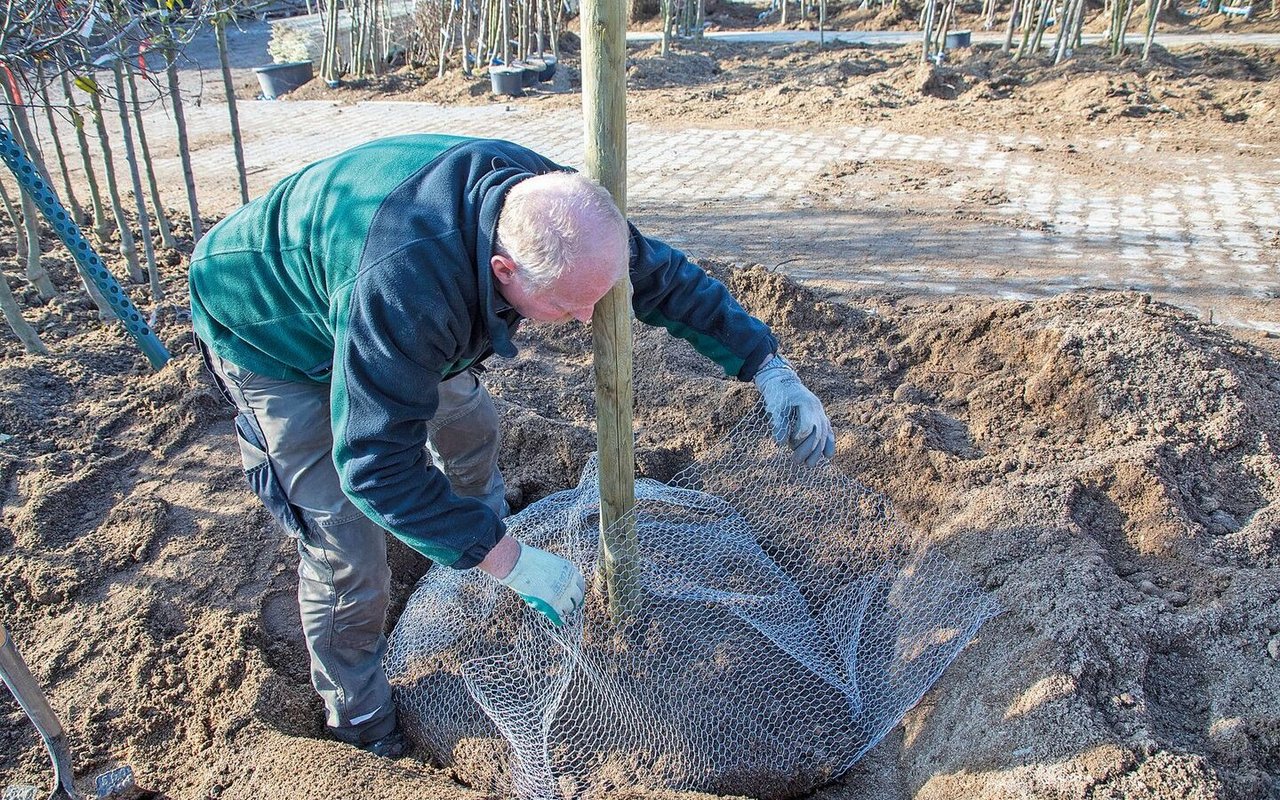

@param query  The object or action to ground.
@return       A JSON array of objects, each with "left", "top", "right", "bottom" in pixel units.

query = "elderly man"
[{"left": 189, "top": 134, "right": 834, "bottom": 757}]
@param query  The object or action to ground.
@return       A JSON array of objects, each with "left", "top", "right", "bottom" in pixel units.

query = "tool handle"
[
  {"left": 0, "top": 621, "right": 81, "bottom": 799},
  {"left": 0, "top": 621, "right": 67, "bottom": 739}
]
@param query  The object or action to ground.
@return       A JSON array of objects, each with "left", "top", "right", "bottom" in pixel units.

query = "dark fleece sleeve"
[
  {"left": 628, "top": 224, "right": 777, "bottom": 381},
  {"left": 329, "top": 253, "right": 503, "bottom": 570}
]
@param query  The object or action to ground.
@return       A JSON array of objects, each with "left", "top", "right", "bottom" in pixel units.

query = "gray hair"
[{"left": 495, "top": 172, "right": 629, "bottom": 290}]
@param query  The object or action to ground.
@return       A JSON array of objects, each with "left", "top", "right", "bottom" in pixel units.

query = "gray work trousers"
[{"left": 204, "top": 346, "right": 506, "bottom": 744}]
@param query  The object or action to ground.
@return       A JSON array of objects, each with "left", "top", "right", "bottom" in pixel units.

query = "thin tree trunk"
[
  {"left": 112, "top": 63, "right": 162, "bottom": 303},
  {"left": 549, "top": 0, "right": 559, "bottom": 60},
  {"left": 165, "top": 53, "right": 202, "bottom": 241},
  {"left": 819, "top": 0, "right": 827, "bottom": 45},
  {"left": 61, "top": 72, "right": 109, "bottom": 237},
  {"left": 1142, "top": 0, "right": 1160, "bottom": 60},
  {"left": 1119, "top": 0, "right": 1137, "bottom": 54},
  {"left": 16, "top": 187, "right": 56, "bottom": 301},
  {"left": 932, "top": 0, "right": 956, "bottom": 53},
  {"left": 982, "top": 0, "right": 998, "bottom": 28},
  {"left": 1029, "top": 0, "right": 1053, "bottom": 52},
  {"left": 88, "top": 87, "right": 144, "bottom": 283},
  {"left": 1004, "top": 0, "right": 1022, "bottom": 52},
  {"left": 34, "top": 67, "right": 85, "bottom": 225},
  {"left": 474, "top": 0, "right": 487, "bottom": 73},
  {"left": 2, "top": 88, "right": 52, "bottom": 187},
  {"left": 1055, "top": 0, "right": 1085, "bottom": 63},
  {"left": 661, "top": 0, "right": 672, "bottom": 55},
  {"left": 921, "top": 0, "right": 938, "bottom": 62},
  {"left": 0, "top": 258, "right": 48, "bottom": 354},
  {"left": 0, "top": 171, "right": 27, "bottom": 260},
  {"left": 502, "top": 0, "right": 511, "bottom": 65},
  {"left": 124, "top": 62, "right": 175, "bottom": 249},
  {"left": 1014, "top": 0, "right": 1046, "bottom": 59},
  {"left": 216, "top": 19, "right": 251, "bottom": 206},
  {"left": 322, "top": 0, "right": 342, "bottom": 84},
  {"left": 5, "top": 110, "right": 58, "bottom": 301}
]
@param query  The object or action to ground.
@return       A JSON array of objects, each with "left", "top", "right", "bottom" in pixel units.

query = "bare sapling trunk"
[
  {"left": 474, "top": 0, "right": 487, "bottom": 73},
  {"left": 88, "top": 88, "right": 145, "bottom": 283},
  {"left": 16, "top": 188, "right": 57, "bottom": 301},
  {"left": 932, "top": 0, "right": 957, "bottom": 55},
  {"left": 124, "top": 62, "right": 176, "bottom": 249},
  {"left": 1014, "top": 0, "right": 1046, "bottom": 59},
  {"left": 462, "top": 0, "right": 474, "bottom": 73},
  {"left": 921, "top": 0, "right": 938, "bottom": 62},
  {"left": 661, "top": 0, "right": 672, "bottom": 55},
  {"left": 502, "top": 0, "right": 512, "bottom": 65},
  {"left": 1055, "top": 0, "right": 1085, "bottom": 63},
  {"left": 163, "top": 56, "right": 202, "bottom": 242},
  {"left": 0, "top": 171, "right": 27, "bottom": 259},
  {"left": 111, "top": 63, "right": 162, "bottom": 303},
  {"left": 0, "top": 173, "right": 56, "bottom": 331},
  {"left": 981, "top": 0, "right": 998, "bottom": 28},
  {"left": 1119, "top": 0, "right": 1137, "bottom": 54},
  {"left": 5, "top": 110, "right": 58, "bottom": 301},
  {"left": 819, "top": 0, "right": 827, "bottom": 45},
  {"left": 1003, "top": 0, "right": 1022, "bottom": 52},
  {"left": 0, "top": 251, "right": 49, "bottom": 354},
  {"left": 322, "top": 0, "right": 342, "bottom": 84},
  {"left": 1029, "top": 0, "right": 1053, "bottom": 52},
  {"left": 60, "top": 72, "right": 110, "bottom": 237},
  {"left": 550, "top": 0, "right": 560, "bottom": 60},
  {"left": 34, "top": 69, "right": 85, "bottom": 225},
  {"left": 439, "top": 0, "right": 457, "bottom": 77},
  {"left": 215, "top": 19, "right": 250, "bottom": 206},
  {"left": 1141, "top": 0, "right": 1160, "bottom": 61},
  {"left": 3, "top": 92, "right": 51, "bottom": 186}
]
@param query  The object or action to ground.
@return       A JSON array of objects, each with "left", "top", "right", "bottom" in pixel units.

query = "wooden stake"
[{"left": 582, "top": 0, "right": 639, "bottom": 617}]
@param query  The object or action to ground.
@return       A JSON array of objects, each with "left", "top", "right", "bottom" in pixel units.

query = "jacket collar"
[{"left": 475, "top": 165, "right": 535, "bottom": 359}]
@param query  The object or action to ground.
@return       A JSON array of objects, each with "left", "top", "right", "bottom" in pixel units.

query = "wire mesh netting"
[{"left": 386, "top": 407, "right": 1000, "bottom": 799}]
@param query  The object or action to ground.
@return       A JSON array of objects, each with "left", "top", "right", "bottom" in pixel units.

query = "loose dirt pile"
[{"left": 1, "top": 206, "right": 1277, "bottom": 797}]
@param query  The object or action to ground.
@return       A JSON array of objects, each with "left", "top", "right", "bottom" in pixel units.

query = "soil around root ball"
[{"left": 0, "top": 219, "right": 1278, "bottom": 798}]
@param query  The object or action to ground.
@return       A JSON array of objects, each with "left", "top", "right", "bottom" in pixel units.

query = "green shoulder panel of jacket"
[{"left": 189, "top": 134, "right": 473, "bottom": 382}]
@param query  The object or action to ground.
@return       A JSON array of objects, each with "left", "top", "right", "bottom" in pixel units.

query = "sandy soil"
[{"left": 3, "top": 22, "right": 1280, "bottom": 800}]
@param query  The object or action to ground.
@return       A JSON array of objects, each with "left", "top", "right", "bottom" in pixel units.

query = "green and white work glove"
[
  {"left": 753, "top": 354, "right": 836, "bottom": 467},
  {"left": 497, "top": 542, "right": 586, "bottom": 627}
]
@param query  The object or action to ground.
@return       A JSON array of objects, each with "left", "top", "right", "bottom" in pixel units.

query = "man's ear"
[{"left": 491, "top": 254, "right": 518, "bottom": 286}]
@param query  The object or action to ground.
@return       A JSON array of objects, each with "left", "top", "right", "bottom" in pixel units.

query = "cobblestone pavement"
[{"left": 93, "top": 93, "right": 1278, "bottom": 333}]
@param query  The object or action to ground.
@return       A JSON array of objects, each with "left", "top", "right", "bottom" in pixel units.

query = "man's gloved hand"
[
  {"left": 753, "top": 354, "right": 836, "bottom": 467},
  {"left": 496, "top": 542, "right": 586, "bottom": 627}
]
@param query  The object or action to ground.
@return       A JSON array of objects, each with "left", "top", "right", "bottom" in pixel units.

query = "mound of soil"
[{"left": 1, "top": 201, "right": 1277, "bottom": 798}]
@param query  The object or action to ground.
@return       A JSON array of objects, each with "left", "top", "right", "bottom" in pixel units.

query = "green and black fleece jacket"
[{"left": 190, "top": 134, "right": 777, "bottom": 570}]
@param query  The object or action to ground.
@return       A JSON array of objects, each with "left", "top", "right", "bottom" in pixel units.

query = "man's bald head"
[{"left": 494, "top": 171, "right": 629, "bottom": 291}]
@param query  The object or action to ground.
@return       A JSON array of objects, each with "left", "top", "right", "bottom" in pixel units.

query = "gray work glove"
[
  {"left": 753, "top": 354, "right": 836, "bottom": 467},
  {"left": 497, "top": 542, "right": 586, "bottom": 627}
]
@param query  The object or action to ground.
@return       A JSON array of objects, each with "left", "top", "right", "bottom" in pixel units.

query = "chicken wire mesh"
[{"left": 386, "top": 407, "right": 1000, "bottom": 799}]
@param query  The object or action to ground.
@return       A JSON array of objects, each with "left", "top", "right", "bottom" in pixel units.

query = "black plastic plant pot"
[
  {"left": 517, "top": 61, "right": 540, "bottom": 88},
  {"left": 489, "top": 66, "right": 524, "bottom": 97},
  {"left": 539, "top": 56, "right": 557, "bottom": 82},
  {"left": 254, "top": 61, "right": 314, "bottom": 99},
  {"left": 944, "top": 30, "right": 972, "bottom": 50}
]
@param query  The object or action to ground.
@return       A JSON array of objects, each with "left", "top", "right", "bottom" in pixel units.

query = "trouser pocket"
[{"left": 234, "top": 412, "right": 308, "bottom": 538}]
